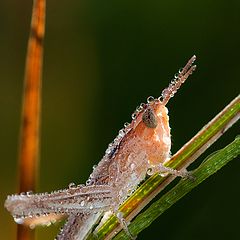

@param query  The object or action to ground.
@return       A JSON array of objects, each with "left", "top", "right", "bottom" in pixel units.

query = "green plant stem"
[
  {"left": 87, "top": 95, "right": 239, "bottom": 240},
  {"left": 114, "top": 135, "right": 240, "bottom": 239}
]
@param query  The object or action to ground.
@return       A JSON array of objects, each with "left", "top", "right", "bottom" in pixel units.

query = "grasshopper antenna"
[{"left": 160, "top": 55, "right": 197, "bottom": 106}]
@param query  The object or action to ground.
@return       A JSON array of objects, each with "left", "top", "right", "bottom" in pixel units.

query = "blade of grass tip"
[
  {"left": 90, "top": 95, "right": 239, "bottom": 240},
  {"left": 114, "top": 135, "right": 240, "bottom": 239},
  {"left": 17, "top": 0, "right": 45, "bottom": 240}
]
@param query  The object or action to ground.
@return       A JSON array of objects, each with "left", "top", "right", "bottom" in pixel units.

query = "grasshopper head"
[{"left": 131, "top": 56, "right": 196, "bottom": 165}]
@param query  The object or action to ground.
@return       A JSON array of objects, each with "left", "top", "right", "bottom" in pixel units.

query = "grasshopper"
[{"left": 5, "top": 55, "right": 196, "bottom": 239}]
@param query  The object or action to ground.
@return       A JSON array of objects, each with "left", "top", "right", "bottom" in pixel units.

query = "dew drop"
[
  {"left": 68, "top": 182, "right": 76, "bottom": 189},
  {"left": 26, "top": 191, "right": 33, "bottom": 196},
  {"left": 127, "top": 188, "right": 133, "bottom": 195},
  {"left": 92, "top": 165, "right": 97, "bottom": 170},
  {"left": 174, "top": 73, "right": 179, "bottom": 79},
  {"left": 105, "top": 148, "right": 112, "bottom": 154},
  {"left": 116, "top": 211, "right": 123, "bottom": 219},
  {"left": 131, "top": 113, "right": 137, "bottom": 119},
  {"left": 159, "top": 172, "right": 168, "bottom": 177},
  {"left": 135, "top": 105, "right": 140, "bottom": 112},
  {"left": 30, "top": 223, "right": 36, "bottom": 229},
  {"left": 80, "top": 200, "right": 85, "bottom": 207},
  {"left": 147, "top": 96, "right": 154, "bottom": 103},
  {"left": 178, "top": 67, "right": 183, "bottom": 74},
  {"left": 14, "top": 216, "right": 24, "bottom": 224},
  {"left": 140, "top": 103, "right": 146, "bottom": 108},
  {"left": 86, "top": 179, "right": 91, "bottom": 185},
  {"left": 147, "top": 168, "right": 154, "bottom": 176},
  {"left": 118, "top": 129, "right": 125, "bottom": 137},
  {"left": 46, "top": 221, "right": 51, "bottom": 227},
  {"left": 89, "top": 204, "right": 93, "bottom": 210}
]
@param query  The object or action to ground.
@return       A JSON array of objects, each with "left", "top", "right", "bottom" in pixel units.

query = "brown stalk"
[{"left": 17, "top": 0, "right": 45, "bottom": 239}]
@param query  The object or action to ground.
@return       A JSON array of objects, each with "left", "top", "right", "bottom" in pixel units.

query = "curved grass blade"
[
  {"left": 114, "top": 135, "right": 240, "bottom": 239},
  {"left": 88, "top": 95, "right": 240, "bottom": 239}
]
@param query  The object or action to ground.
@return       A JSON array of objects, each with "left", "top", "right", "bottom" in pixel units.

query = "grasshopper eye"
[{"left": 142, "top": 108, "right": 158, "bottom": 128}]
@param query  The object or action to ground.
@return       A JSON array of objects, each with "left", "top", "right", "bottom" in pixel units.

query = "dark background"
[{"left": 0, "top": 0, "right": 239, "bottom": 239}]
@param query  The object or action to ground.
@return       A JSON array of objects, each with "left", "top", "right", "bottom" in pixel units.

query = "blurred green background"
[{"left": 0, "top": 0, "right": 239, "bottom": 239}]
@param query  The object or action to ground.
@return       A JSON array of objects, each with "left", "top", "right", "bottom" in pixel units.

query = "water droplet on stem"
[{"left": 147, "top": 96, "right": 154, "bottom": 103}]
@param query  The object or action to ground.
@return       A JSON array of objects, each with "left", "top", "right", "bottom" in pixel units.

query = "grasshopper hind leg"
[{"left": 56, "top": 213, "right": 102, "bottom": 240}]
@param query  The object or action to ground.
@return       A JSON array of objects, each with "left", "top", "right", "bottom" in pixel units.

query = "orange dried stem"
[{"left": 17, "top": 0, "right": 45, "bottom": 239}]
